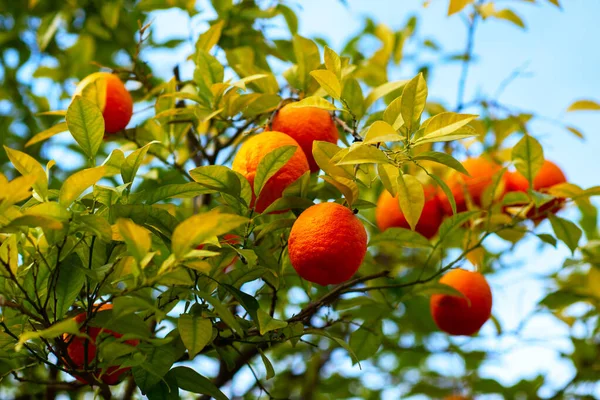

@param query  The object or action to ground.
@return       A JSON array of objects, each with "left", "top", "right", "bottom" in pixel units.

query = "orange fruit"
[
  {"left": 232, "top": 131, "right": 309, "bottom": 213},
  {"left": 73, "top": 72, "right": 133, "bottom": 134},
  {"left": 271, "top": 104, "right": 339, "bottom": 172},
  {"left": 504, "top": 160, "right": 567, "bottom": 221},
  {"left": 288, "top": 202, "right": 367, "bottom": 285},
  {"left": 376, "top": 184, "right": 444, "bottom": 239},
  {"left": 64, "top": 304, "right": 139, "bottom": 385},
  {"left": 438, "top": 157, "right": 502, "bottom": 215},
  {"left": 430, "top": 269, "right": 492, "bottom": 336}
]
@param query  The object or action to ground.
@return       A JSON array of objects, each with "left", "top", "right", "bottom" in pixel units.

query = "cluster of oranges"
[{"left": 68, "top": 73, "right": 569, "bottom": 385}]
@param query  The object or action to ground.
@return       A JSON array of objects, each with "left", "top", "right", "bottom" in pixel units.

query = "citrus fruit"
[
  {"left": 232, "top": 131, "right": 310, "bottom": 213},
  {"left": 288, "top": 202, "right": 367, "bottom": 285},
  {"left": 271, "top": 104, "right": 338, "bottom": 172},
  {"left": 376, "top": 184, "right": 444, "bottom": 239},
  {"left": 430, "top": 269, "right": 492, "bottom": 336},
  {"left": 73, "top": 72, "right": 133, "bottom": 134}
]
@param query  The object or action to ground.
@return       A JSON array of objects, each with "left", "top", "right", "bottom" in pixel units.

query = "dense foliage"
[{"left": 0, "top": 0, "right": 599, "bottom": 399}]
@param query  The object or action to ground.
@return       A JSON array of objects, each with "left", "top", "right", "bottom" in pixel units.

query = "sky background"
[{"left": 34, "top": 0, "right": 600, "bottom": 398}]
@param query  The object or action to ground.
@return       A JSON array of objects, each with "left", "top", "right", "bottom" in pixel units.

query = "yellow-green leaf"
[
  {"left": 290, "top": 96, "right": 341, "bottom": 112},
  {"left": 121, "top": 141, "right": 159, "bottom": 184},
  {"left": 117, "top": 218, "right": 152, "bottom": 263},
  {"left": 0, "top": 235, "right": 18, "bottom": 276},
  {"left": 4, "top": 146, "right": 48, "bottom": 200},
  {"left": 324, "top": 46, "right": 342, "bottom": 80},
  {"left": 313, "top": 141, "right": 354, "bottom": 179},
  {"left": 66, "top": 96, "right": 105, "bottom": 161},
  {"left": 364, "top": 80, "right": 408, "bottom": 110},
  {"left": 363, "top": 121, "right": 404, "bottom": 144},
  {"left": 448, "top": 0, "right": 474, "bottom": 15},
  {"left": 567, "top": 99, "right": 600, "bottom": 112},
  {"left": 383, "top": 96, "right": 405, "bottom": 130},
  {"left": 310, "top": 70, "right": 341, "bottom": 100},
  {"left": 171, "top": 210, "right": 248, "bottom": 258},
  {"left": 378, "top": 164, "right": 400, "bottom": 196},
  {"left": 321, "top": 175, "right": 359, "bottom": 207},
  {"left": 400, "top": 73, "right": 428, "bottom": 134},
  {"left": 494, "top": 9, "right": 526, "bottom": 29},
  {"left": 195, "top": 20, "right": 224, "bottom": 53},
  {"left": 58, "top": 166, "right": 106, "bottom": 207},
  {"left": 396, "top": 174, "right": 424, "bottom": 231},
  {"left": 254, "top": 145, "right": 297, "bottom": 197},
  {"left": 178, "top": 315, "right": 212, "bottom": 359},
  {"left": 17, "top": 319, "right": 79, "bottom": 352},
  {"left": 421, "top": 112, "right": 478, "bottom": 139},
  {"left": 25, "top": 122, "right": 68, "bottom": 147},
  {"left": 512, "top": 135, "right": 544, "bottom": 187}
]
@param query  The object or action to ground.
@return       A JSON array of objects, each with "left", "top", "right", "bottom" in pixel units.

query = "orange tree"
[{"left": 0, "top": 0, "right": 599, "bottom": 399}]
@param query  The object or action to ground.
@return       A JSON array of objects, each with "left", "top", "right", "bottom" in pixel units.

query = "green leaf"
[
  {"left": 195, "top": 290, "right": 243, "bottom": 334},
  {"left": 305, "top": 328, "right": 360, "bottom": 367},
  {"left": 195, "top": 20, "right": 224, "bottom": 53},
  {"left": 66, "top": 96, "right": 105, "bottom": 161},
  {"left": 257, "top": 309, "right": 288, "bottom": 335},
  {"left": 413, "top": 151, "right": 469, "bottom": 175},
  {"left": 54, "top": 255, "right": 85, "bottom": 319},
  {"left": 349, "top": 324, "right": 382, "bottom": 363},
  {"left": 254, "top": 145, "right": 297, "bottom": 197},
  {"left": 512, "top": 135, "right": 544, "bottom": 187},
  {"left": 341, "top": 78, "right": 365, "bottom": 118},
  {"left": 58, "top": 166, "right": 105, "bottom": 207},
  {"left": 17, "top": 319, "right": 79, "bottom": 351},
  {"left": 102, "top": 148, "right": 125, "bottom": 176},
  {"left": 121, "top": 141, "right": 159, "bottom": 185},
  {"left": 4, "top": 146, "right": 48, "bottom": 200},
  {"left": 25, "top": 122, "right": 68, "bottom": 147},
  {"left": 133, "top": 344, "right": 181, "bottom": 394},
  {"left": 146, "top": 369, "right": 180, "bottom": 400},
  {"left": 438, "top": 211, "right": 480, "bottom": 241},
  {"left": 536, "top": 233, "right": 557, "bottom": 247},
  {"left": 221, "top": 284, "right": 260, "bottom": 323},
  {"left": 261, "top": 197, "right": 314, "bottom": 215},
  {"left": 290, "top": 96, "right": 341, "bottom": 111},
  {"left": 369, "top": 227, "right": 432, "bottom": 248},
  {"left": 378, "top": 164, "right": 400, "bottom": 196},
  {"left": 171, "top": 366, "right": 227, "bottom": 400},
  {"left": 171, "top": 210, "right": 248, "bottom": 258},
  {"left": 429, "top": 172, "right": 457, "bottom": 215},
  {"left": 117, "top": 218, "right": 152, "bottom": 263},
  {"left": 383, "top": 96, "right": 404, "bottom": 130},
  {"left": 412, "top": 281, "right": 467, "bottom": 299},
  {"left": 363, "top": 121, "right": 404, "bottom": 144},
  {"left": 0, "top": 235, "right": 18, "bottom": 276},
  {"left": 190, "top": 165, "right": 242, "bottom": 197},
  {"left": 365, "top": 80, "right": 408, "bottom": 110},
  {"left": 400, "top": 73, "right": 428, "bottom": 134},
  {"left": 310, "top": 70, "right": 341, "bottom": 100},
  {"left": 420, "top": 112, "right": 478, "bottom": 140},
  {"left": 548, "top": 215, "right": 582, "bottom": 254},
  {"left": 396, "top": 174, "right": 424, "bottom": 231},
  {"left": 321, "top": 175, "right": 359, "bottom": 207},
  {"left": 337, "top": 143, "right": 391, "bottom": 165},
  {"left": 138, "top": 183, "right": 212, "bottom": 205},
  {"left": 567, "top": 99, "right": 600, "bottom": 112},
  {"left": 324, "top": 46, "right": 342, "bottom": 79},
  {"left": 178, "top": 315, "right": 212, "bottom": 359},
  {"left": 313, "top": 141, "right": 354, "bottom": 179},
  {"left": 293, "top": 35, "right": 320, "bottom": 92},
  {"left": 258, "top": 349, "right": 275, "bottom": 380}
]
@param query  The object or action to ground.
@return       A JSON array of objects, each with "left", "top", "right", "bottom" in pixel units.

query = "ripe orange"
[
  {"left": 64, "top": 304, "right": 139, "bottom": 385},
  {"left": 288, "top": 202, "right": 367, "bottom": 285},
  {"left": 271, "top": 104, "right": 339, "bottom": 172},
  {"left": 73, "top": 72, "right": 133, "bottom": 134},
  {"left": 504, "top": 160, "right": 567, "bottom": 221},
  {"left": 232, "top": 131, "right": 310, "bottom": 213},
  {"left": 376, "top": 184, "right": 444, "bottom": 239},
  {"left": 430, "top": 269, "right": 492, "bottom": 336},
  {"left": 438, "top": 157, "right": 502, "bottom": 215}
]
